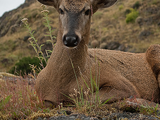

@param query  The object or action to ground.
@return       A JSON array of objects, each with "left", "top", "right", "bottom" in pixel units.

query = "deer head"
[{"left": 38, "top": 0, "right": 117, "bottom": 48}]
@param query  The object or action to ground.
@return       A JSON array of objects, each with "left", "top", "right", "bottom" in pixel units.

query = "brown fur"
[{"left": 36, "top": 0, "right": 160, "bottom": 107}]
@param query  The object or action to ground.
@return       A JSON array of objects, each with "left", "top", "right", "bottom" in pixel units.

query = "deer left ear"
[
  {"left": 38, "top": 0, "right": 60, "bottom": 10},
  {"left": 91, "top": 0, "right": 117, "bottom": 13},
  {"left": 38, "top": 0, "right": 55, "bottom": 6}
]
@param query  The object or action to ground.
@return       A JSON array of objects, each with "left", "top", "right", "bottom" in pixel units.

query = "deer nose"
[{"left": 63, "top": 35, "right": 79, "bottom": 47}]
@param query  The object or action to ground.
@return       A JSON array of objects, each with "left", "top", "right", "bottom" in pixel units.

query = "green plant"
[
  {"left": 21, "top": 5, "right": 55, "bottom": 67},
  {"left": 61, "top": 58, "right": 113, "bottom": 114},
  {"left": 9, "top": 57, "right": 46, "bottom": 76},
  {"left": 0, "top": 95, "right": 11, "bottom": 110},
  {"left": 126, "top": 8, "right": 139, "bottom": 23},
  {"left": 19, "top": 5, "right": 55, "bottom": 75},
  {"left": 119, "top": 5, "right": 124, "bottom": 11},
  {"left": 41, "top": 4, "right": 55, "bottom": 47},
  {"left": 139, "top": 103, "right": 160, "bottom": 115},
  {"left": 21, "top": 18, "right": 47, "bottom": 69}
]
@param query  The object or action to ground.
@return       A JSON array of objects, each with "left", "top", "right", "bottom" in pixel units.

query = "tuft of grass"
[
  {"left": 0, "top": 79, "right": 48, "bottom": 119},
  {"left": 21, "top": 18, "right": 47, "bottom": 69},
  {"left": 139, "top": 103, "right": 160, "bottom": 115},
  {"left": 126, "top": 8, "right": 139, "bottom": 23},
  {"left": 41, "top": 4, "right": 56, "bottom": 48},
  {"left": 17, "top": 5, "right": 55, "bottom": 76},
  {"left": 62, "top": 58, "right": 113, "bottom": 114},
  {"left": 119, "top": 5, "right": 124, "bottom": 11},
  {"left": 21, "top": 6, "right": 54, "bottom": 69}
]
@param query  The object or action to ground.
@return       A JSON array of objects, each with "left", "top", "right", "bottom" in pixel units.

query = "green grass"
[
  {"left": 126, "top": 8, "right": 139, "bottom": 23},
  {"left": 61, "top": 58, "right": 113, "bottom": 114}
]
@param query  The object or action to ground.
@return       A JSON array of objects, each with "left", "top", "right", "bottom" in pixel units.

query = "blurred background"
[{"left": 0, "top": 0, "right": 160, "bottom": 75}]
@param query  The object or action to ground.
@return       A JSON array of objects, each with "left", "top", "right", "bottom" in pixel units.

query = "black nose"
[{"left": 63, "top": 35, "right": 79, "bottom": 47}]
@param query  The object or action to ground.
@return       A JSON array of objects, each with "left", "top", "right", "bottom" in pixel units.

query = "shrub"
[
  {"left": 9, "top": 57, "right": 46, "bottom": 76},
  {"left": 126, "top": 9, "right": 139, "bottom": 23},
  {"left": 133, "top": 1, "right": 141, "bottom": 9},
  {"left": 119, "top": 5, "right": 124, "bottom": 11},
  {"left": 124, "top": 9, "right": 132, "bottom": 15}
]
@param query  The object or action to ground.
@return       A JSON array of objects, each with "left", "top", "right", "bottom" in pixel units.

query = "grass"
[
  {"left": 139, "top": 104, "right": 159, "bottom": 115},
  {"left": 0, "top": 6, "right": 56, "bottom": 119},
  {"left": 1, "top": 0, "right": 160, "bottom": 119},
  {"left": 0, "top": 75, "right": 159, "bottom": 119},
  {"left": 62, "top": 58, "right": 114, "bottom": 114},
  {"left": 126, "top": 8, "right": 139, "bottom": 23},
  {"left": 0, "top": 78, "right": 47, "bottom": 119}
]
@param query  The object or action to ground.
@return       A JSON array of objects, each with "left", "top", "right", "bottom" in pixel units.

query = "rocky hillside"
[{"left": 0, "top": 0, "right": 160, "bottom": 72}]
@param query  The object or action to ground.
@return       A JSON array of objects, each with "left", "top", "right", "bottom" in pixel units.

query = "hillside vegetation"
[{"left": 0, "top": 0, "right": 160, "bottom": 72}]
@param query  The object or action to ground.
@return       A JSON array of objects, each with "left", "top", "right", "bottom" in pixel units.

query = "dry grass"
[{"left": 0, "top": 76, "right": 48, "bottom": 119}]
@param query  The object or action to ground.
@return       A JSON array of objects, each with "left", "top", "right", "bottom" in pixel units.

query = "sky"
[{"left": 0, "top": 0, "right": 25, "bottom": 17}]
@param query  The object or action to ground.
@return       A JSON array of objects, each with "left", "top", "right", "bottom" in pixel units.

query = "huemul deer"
[{"left": 36, "top": 0, "right": 160, "bottom": 108}]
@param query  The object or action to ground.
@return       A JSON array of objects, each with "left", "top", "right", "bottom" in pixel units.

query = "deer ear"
[
  {"left": 91, "top": 0, "right": 117, "bottom": 13},
  {"left": 38, "top": 0, "right": 55, "bottom": 6},
  {"left": 38, "top": 0, "right": 60, "bottom": 9}
]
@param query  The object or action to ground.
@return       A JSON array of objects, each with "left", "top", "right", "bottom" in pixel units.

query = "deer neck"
[{"left": 47, "top": 26, "right": 91, "bottom": 77}]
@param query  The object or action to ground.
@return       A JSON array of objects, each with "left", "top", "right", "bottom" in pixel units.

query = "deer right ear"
[{"left": 38, "top": 0, "right": 60, "bottom": 9}]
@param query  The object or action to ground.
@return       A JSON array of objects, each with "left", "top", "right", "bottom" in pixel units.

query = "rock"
[
  {"left": 145, "top": 5, "right": 158, "bottom": 14},
  {"left": 107, "top": 41, "right": 120, "bottom": 50},
  {"left": 91, "top": 40, "right": 99, "bottom": 48},
  {"left": 157, "top": 22, "right": 160, "bottom": 27},
  {"left": 144, "top": 17, "right": 153, "bottom": 25},
  {"left": 99, "top": 42, "right": 127, "bottom": 51},
  {"left": 100, "top": 43, "right": 107, "bottom": 49},
  {"left": 1, "top": 58, "right": 10, "bottom": 67},
  {"left": 37, "top": 117, "right": 43, "bottom": 120},
  {"left": 69, "top": 115, "right": 76, "bottom": 120},
  {"left": 135, "top": 16, "right": 143, "bottom": 27},
  {"left": 117, "top": 44, "right": 126, "bottom": 51},
  {"left": 139, "top": 30, "right": 152, "bottom": 39},
  {"left": 23, "top": 36, "right": 30, "bottom": 42},
  {"left": 9, "top": 24, "right": 18, "bottom": 34},
  {"left": 117, "top": 113, "right": 131, "bottom": 119},
  {"left": 51, "top": 116, "right": 67, "bottom": 120}
]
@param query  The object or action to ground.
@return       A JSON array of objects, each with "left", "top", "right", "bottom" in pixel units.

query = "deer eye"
[
  {"left": 59, "top": 8, "right": 64, "bottom": 15},
  {"left": 85, "top": 9, "right": 91, "bottom": 16}
]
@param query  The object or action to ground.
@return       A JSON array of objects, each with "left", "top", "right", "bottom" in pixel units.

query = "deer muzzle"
[{"left": 63, "top": 34, "right": 80, "bottom": 48}]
